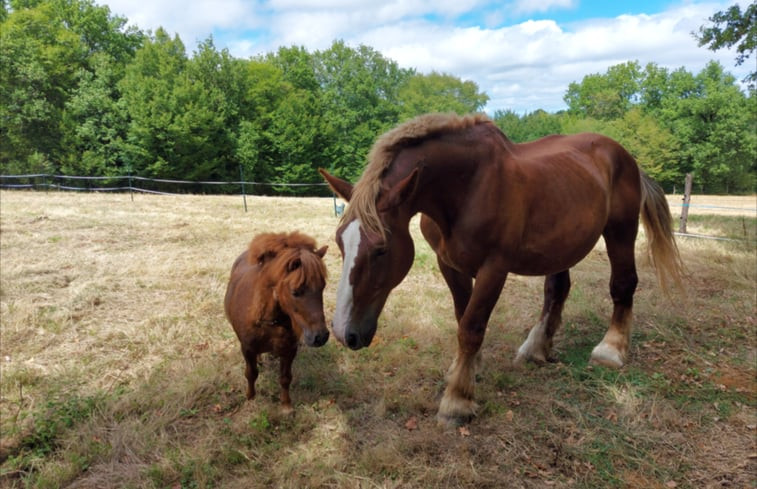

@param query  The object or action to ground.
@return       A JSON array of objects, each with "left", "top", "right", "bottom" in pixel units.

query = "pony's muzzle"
[{"left": 304, "top": 329, "right": 329, "bottom": 347}]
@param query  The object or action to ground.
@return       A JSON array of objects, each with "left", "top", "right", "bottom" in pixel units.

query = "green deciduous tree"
[
  {"left": 695, "top": 3, "right": 756, "bottom": 85},
  {"left": 1, "top": 0, "right": 141, "bottom": 173},
  {"left": 314, "top": 41, "right": 412, "bottom": 181},
  {"left": 61, "top": 52, "right": 129, "bottom": 176},
  {"left": 492, "top": 109, "right": 561, "bottom": 143},
  {"left": 564, "top": 61, "right": 642, "bottom": 120},
  {"left": 1, "top": 2, "right": 84, "bottom": 171},
  {"left": 658, "top": 62, "right": 756, "bottom": 192},
  {"left": 398, "top": 71, "right": 488, "bottom": 120}
]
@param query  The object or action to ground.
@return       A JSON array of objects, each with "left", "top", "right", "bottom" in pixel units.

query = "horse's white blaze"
[{"left": 333, "top": 219, "right": 361, "bottom": 343}]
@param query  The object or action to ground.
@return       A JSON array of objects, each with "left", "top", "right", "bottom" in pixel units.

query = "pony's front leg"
[
  {"left": 241, "top": 346, "right": 259, "bottom": 400},
  {"left": 438, "top": 267, "right": 507, "bottom": 427},
  {"left": 278, "top": 347, "right": 297, "bottom": 415}
]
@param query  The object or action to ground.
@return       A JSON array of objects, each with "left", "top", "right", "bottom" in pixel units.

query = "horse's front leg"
[
  {"left": 437, "top": 258, "right": 472, "bottom": 323},
  {"left": 437, "top": 266, "right": 507, "bottom": 427}
]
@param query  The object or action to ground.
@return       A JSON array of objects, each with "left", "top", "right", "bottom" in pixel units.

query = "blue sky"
[{"left": 100, "top": 0, "right": 750, "bottom": 113}]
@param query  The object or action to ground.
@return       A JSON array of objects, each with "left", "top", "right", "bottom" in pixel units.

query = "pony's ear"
[
  {"left": 315, "top": 245, "right": 328, "bottom": 258},
  {"left": 378, "top": 168, "right": 419, "bottom": 212},
  {"left": 319, "top": 168, "right": 353, "bottom": 202}
]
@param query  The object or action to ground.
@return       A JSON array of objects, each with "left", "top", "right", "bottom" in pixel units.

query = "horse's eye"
[
  {"left": 373, "top": 247, "right": 387, "bottom": 258},
  {"left": 292, "top": 287, "right": 305, "bottom": 297}
]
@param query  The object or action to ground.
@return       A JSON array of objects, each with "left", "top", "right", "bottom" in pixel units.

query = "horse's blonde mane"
[{"left": 342, "top": 113, "right": 491, "bottom": 240}]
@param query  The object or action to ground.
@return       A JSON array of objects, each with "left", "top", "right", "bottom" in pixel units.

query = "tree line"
[{"left": 1, "top": 0, "right": 754, "bottom": 194}]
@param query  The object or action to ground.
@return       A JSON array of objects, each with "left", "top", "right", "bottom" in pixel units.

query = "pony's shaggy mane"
[
  {"left": 342, "top": 113, "right": 492, "bottom": 240},
  {"left": 247, "top": 232, "right": 327, "bottom": 290}
]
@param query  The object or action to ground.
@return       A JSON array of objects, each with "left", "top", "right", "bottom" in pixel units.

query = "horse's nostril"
[{"left": 346, "top": 333, "right": 359, "bottom": 349}]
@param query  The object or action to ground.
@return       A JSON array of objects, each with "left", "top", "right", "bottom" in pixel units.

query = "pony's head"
[
  {"left": 319, "top": 167, "right": 418, "bottom": 350},
  {"left": 249, "top": 232, "right": 329, "bottom": 347}
]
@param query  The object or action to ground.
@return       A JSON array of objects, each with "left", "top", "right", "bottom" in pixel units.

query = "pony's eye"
[
  {"left": 292, "top": 287, "right": 305, "bottom": 297},
  {"left": 373, "top": 247, "right": 387, "bottom": 258}
]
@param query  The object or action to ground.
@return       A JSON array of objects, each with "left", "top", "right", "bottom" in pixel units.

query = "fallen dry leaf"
[
  {"left": 458, "top": 426, "right": 471, "bottom": 437},
  {"left": 404, "top": 416, "right": 418, "bottom": 431}
]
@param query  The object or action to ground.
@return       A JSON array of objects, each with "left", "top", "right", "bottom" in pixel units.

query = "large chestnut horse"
[
  {"left": 320, "top": 113, "right": 683, "bottom": 426},
  {"left": 225, "top": 232, "right": 328, "bottom": 413}
]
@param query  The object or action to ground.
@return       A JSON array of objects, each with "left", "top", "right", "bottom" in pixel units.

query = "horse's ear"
[
  {"left": 378, "top": 168, "right": 419, "bottom": 212},
  {"left": 319, "top": 168, "right": 353, "bottom": 202},
  {"left": 315, "top": 245, "right": 328, "bottom": 258}
]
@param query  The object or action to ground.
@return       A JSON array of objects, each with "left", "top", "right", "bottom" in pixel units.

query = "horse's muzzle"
[{"left": 343, "top": 324, "right": 376, "bottom": 350}]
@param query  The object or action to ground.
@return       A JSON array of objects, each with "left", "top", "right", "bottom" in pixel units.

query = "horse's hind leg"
[
  {"left": 591, "top": 224, "right": 638, "bottom": 368},
  {"left": 514, "top": 270, "right": 571, "bottom": 365}
]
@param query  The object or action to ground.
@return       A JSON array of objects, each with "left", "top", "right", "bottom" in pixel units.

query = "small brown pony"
[
  {"left": 224, "top": 232, "right": 328, "bottom": 413},
  {"left": 320, "top": 113, "right": 684, "bottom": 426}
]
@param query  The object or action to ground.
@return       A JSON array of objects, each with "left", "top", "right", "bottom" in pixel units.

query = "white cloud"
[
  {"left": 100, "top": 0, "right": 749, "bottom": 113},
  {"left": 105, "top": 0, "right": 262, "bottom": 45},
  {"left": 512, "top": 0, "right": 576, "bottom": 15}
]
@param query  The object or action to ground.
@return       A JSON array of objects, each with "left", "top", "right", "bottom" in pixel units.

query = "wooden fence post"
[
  {"left": 239, "top": 164, "right": 248, "bottom": 213},
  {"left": 679, "top": 173, "right": 692, "bottom": 234}
]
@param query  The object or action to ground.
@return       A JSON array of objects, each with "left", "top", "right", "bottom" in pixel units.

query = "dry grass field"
[{"left": 0, "top": 190, "right": 755, "bottom": 489}]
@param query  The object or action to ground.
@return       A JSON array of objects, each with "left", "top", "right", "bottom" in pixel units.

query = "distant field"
[
  {"left": 666, "top": 194, "right": 756, "bottom": 217},
  {"left": 0, "top": 190, "right": 754, "bottom": 489}
]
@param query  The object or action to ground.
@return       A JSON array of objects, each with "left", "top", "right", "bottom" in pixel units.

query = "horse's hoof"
[
  {"left": 437, "top": 395, "right": 477, "bottom": 428},
  {"left": 279, "top": 404, "right": 294, "bottom": 416},
  {"left": 436, "top": 411, "right": 473, "bottom": 428},
  {"left": 513, "top": 350, "right": 548, "bottom": 367},
  {"left": 590, "top": 343, "right": 625, "bottom": 368}
]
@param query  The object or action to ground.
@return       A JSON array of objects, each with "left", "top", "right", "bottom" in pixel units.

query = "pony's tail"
[{"left": 639, "top": 172, "right": 685, "bottom": 293}]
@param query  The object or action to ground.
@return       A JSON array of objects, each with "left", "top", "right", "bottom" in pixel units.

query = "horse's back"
[{"left": 514, "top": 132, "right": 637, "bottom": 181}]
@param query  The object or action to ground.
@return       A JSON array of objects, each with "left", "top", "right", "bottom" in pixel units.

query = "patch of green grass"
[
  {"left": 20, "top": 394, "right": 104, "bottom": 457},
  {"left": 1, "top": 391, "right": 111, "bottom": 485}
]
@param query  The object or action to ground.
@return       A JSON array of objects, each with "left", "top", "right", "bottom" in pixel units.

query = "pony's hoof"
[
  {"left": 279, "top": 404, "right": 294, "bottom": 416},
  {"left": 590, "top": 343, "right": 625, "bottom": 368}
]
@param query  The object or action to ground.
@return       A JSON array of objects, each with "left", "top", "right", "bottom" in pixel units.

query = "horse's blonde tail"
[{"left": 639, "top": 172, "right": 685, "bottom": 293}]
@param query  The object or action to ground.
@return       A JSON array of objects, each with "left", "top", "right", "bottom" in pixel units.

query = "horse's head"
[
  {"left": 319, "top": 168, "right": 417, "bottom": 350},
  {"left": 253, "top": 234, "right": 330, "bottom": 347}
]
